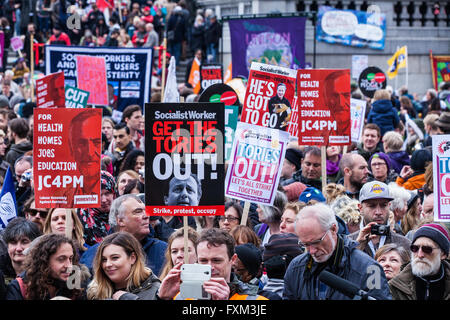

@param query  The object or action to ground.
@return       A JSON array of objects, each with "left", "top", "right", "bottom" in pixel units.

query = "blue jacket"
[
  {"left": 367, "top": 99, "right": 400, "bottom": 137},
  {"left": 283, "top": 236, "right": 392, "bottom": 300},
  {"left": 80, "top": 235, "right": 167, "bottom": 278}
]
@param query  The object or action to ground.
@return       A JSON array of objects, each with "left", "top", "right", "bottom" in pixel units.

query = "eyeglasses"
[
  {"left": 218, "top": 216, "right": 240, "bottom": 222},
  {"left": 298, "top": 229, "right": 330, "bottom": 248},
  {"left": 28, "top": 209, "right": 48, "bottom": 218},
  {"left": 410, "top": 244, "right": 439, "bottom": 255}
]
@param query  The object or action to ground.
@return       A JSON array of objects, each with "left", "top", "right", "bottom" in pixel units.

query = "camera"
[
  {"left": 370, "top": 224, "right": 390, "bottom": 236},
  {"left": 179, "top": 264, "right": 211, "bottom": 300},
  {"left": 21, "top": 171, "right": 32, "bottom": 182}
]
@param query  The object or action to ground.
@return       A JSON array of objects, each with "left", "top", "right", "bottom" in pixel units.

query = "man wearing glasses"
[
  {"left": 80, "top": 194, "right": 167, "bottom": 277},
  {"left": 23, "top": 196, "right": 48, "bottom": 232},
  {"left": 283, "top": 202, "right": 391, "bottom": 300},
  {"left": 389, "top": 223, "right": 450, "bottom": 300},
  {"left": 349, "top": 181, "right": 411, "bottom": 258}
]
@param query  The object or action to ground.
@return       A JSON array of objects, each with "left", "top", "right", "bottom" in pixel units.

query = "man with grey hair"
[
  {"left": 389, "top": 223, "right": 450, "bottom": 300},
  {"left": 143, "top": 23, "right": 159, "bottom": 48},
  {"left": 283, "top": 202, "right": 392, "bottom": 300},
  {"left": 81, "top": 194, "right": 167, "bottom": 276}
]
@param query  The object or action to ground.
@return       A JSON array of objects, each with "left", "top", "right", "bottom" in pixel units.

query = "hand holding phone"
[{"left": 179, "top": 264, "right": 212, "bottom": 300}]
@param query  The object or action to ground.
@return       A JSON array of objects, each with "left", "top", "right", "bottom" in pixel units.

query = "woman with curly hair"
[
  {"left": 6, "top": 234, "right": 90, "bottom": 300},
  {"left": 87, "top": 232, "right": 160, "bottom": 300},
  {"left": 119, "top": 149, "right": 145, "bottom": 175}
]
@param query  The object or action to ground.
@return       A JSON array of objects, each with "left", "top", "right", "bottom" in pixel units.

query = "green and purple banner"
[{"left": 229, "top": 17, "right": 306, "bottom": 79}]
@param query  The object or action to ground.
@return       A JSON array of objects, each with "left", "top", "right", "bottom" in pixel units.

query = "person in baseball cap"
[
  {"left": 298, "top": 186, "right": 326, "bottom": 204},
  {"left": 389, "top": 223, "right": 450, "bottom": 300},
  {"left": 348, "top": 180, "right": 411, "bottom": 258}
]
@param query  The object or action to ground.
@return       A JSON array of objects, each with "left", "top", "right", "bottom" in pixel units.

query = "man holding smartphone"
[
  {"left": 156, "top": 228, "right": 268, "bottom": 300},
  {"left": 349, "top": 181, "right": 411, "bottom": 258}
]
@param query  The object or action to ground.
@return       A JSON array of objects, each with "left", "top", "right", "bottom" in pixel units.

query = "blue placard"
[
  {"left": 45, "top": 45, "right": 153, "bottom": 112},
  {"left": 316, "top": 6, "right": 386, "bottom": 50}
]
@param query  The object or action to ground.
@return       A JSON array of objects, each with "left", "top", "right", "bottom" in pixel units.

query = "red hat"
[{"left": 144, "top": 6, "right": 151, "bottom": 11}]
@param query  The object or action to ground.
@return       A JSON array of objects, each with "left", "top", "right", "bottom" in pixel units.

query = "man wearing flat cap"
[
  {"left": 349, "top": 181, "right": 411, "bottom": 258},
  {"left": 389, "top": 223, "right": 450, "bottom": 300}
]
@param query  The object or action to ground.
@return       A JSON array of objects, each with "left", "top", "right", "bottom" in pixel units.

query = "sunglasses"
[
  {"left": 28, "top": 209, "right": 48, "bottom": 218},
  {"left": 410, "top": 244, "right": 439, "bottom": 255}
]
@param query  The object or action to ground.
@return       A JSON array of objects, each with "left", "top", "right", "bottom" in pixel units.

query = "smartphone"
[{"left": 179, "top": 264, "right": 211, "bottom": 300}]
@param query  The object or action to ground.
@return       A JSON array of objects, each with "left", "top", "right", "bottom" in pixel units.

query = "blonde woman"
[
  {"left": 159, "top": 227, "right": 199, "bottom": 280},
  {"left": 43, "top": 208, "right": 87, "bottom": 254},
  {"left": 331, "top": 195, "right": 362, "bottom": 234},
  {"left": 87, "top": 232, "right": 160, "bottom": 300}
]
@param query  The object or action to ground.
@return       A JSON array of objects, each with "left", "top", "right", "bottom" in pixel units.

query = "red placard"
[
  {"left": 36, "top": 72, "right": 65, "bottom": 108},
  {"left": 76, "top": 55, "right": 108, "bottom": 106},
  {"left": 33, "top": 108, "right": 102, "bottom": 208},
  {"left": 297, "top": 69, "right": 351, "bottom": 146},
  {"left": 241, "top": 62, "right": 297, "bottom": 131},
  {"left": 200, "top": 64, "right": 223, "bottom": 91}
]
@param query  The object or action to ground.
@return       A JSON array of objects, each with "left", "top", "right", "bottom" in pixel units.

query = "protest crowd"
[{"left": 0, "top": 0, "right": 449, "bottom": 303}]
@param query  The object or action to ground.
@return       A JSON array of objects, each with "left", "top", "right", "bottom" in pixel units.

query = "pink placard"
[{"left": 76, "top": 55, "right": 108, "bottom": 106}]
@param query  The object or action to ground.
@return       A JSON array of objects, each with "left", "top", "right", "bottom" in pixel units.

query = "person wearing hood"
[
  {"left": 367, "top": 89, "right": 400, "bottom": 137},
  {"left": 78, "top": 171, "right": 116, "bottom": 246},
  {"left": 5, "top": 118, "right": 33, "bottom": 169},
  {"left": 383, "top": 131, "right": 410, "bottom": 175},
  {"left": 396, "top": 149, "right": 431, "bottom": 191}
]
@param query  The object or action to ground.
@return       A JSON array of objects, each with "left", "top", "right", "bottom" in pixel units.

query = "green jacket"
[{"left": 388, "top": 260, "right": 450, "bottom": 300}]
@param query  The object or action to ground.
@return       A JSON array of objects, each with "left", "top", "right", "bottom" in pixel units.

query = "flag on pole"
[
  {"left": 188, "top": 56, "right": 201, "bottom": 94},
  {"left": 163, "top": 56, "right": 180, "bottom": 103},
  {"left": 387, "top": 46, "right": 407, "bottom": 79},
  {"left": 0, "top": 166, "right": 17, "bottom": 229},
  {"left": 224, "top": 62, "right": 232, "bottom": 84}
]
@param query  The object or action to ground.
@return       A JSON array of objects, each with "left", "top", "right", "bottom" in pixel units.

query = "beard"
[
  {"left": 350, "top": 175, "right": 365, "bottom": 191},
  {"left": 411, "top": 253, "right": 442, "bottom": 277},
  {"left": 311, "top": 235, "right": 335, "bottom": 263}
]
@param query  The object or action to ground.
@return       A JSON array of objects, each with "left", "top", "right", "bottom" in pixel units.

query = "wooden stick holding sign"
[
  {"left": 240, "top": 201, "right": 250, "bottom": 226},
  {"left": 183, "top": 216, "right": 189, "bottom": 264},
  {"left": 30, "top": 34, "right": 35, "bottom": 103},
  {"left": 160, "top": 38, "right": 167, "bottom": 101},
  {"left": 65, "top": 209, "right": 73, "bottom": 239},
  {"left": 321, "top": 146, "right": 327, "bottom": 195}
]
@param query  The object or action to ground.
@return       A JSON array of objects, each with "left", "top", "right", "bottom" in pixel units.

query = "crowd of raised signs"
[{"left": 0, "top": 0, "right": 449, "bottom": 301}]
